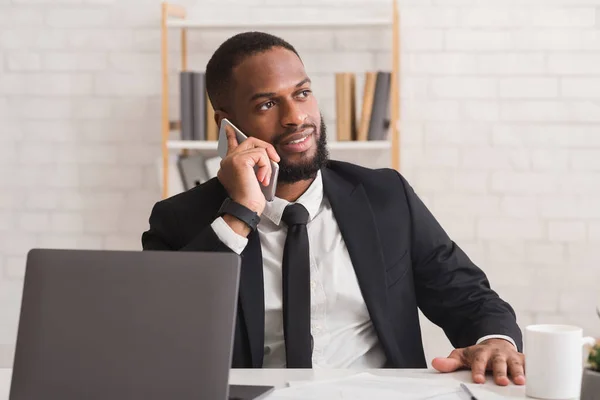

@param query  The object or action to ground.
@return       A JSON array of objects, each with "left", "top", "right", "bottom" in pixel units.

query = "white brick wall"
[
  {"left": 2, "top": 0, "right": 600, "bottom": 368},
  {"left": 499, "top": 78, "right": 559, "bottom": 99}
]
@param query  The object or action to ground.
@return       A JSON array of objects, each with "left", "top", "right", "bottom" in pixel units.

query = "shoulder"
[{"left": 325, "top": 160, "right": 406, "bottom": 189}]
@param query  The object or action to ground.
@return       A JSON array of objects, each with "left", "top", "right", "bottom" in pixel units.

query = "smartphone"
[{"left": 217, "top": 118, "right": 279, "bottom": 202}]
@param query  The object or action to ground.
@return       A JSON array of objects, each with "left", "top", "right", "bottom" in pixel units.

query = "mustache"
[{"left": 271, "top": 123, "right": 317, "bottom": 146}]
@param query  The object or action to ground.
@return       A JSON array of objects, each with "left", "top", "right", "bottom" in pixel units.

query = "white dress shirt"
[{"left": 211, "top": 171, "right": 516, "bottom": 368}]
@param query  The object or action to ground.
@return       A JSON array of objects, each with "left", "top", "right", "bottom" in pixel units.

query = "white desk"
[{"left": 0, "top": 368, "right": 528, "bottom": 399}]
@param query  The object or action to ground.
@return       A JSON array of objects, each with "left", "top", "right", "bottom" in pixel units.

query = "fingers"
[
  {"left": 232, "top": 136, "right": 280, "bottom": 163},
  {"left": 238, "top": 148, "right": 272, "bottom": 186},
  {"left": 469, "top": 347, "right": 491, "bottom": 384},
  {"left": 491, "top": 353, "right": 509, "bottom": 386},
  {"left": 441, "top": 341, "right": 526, "bottom": 386},
  {"left": 262, "top": 141, "right": 280, "bottom": 163},
  {"left": 508, "top": 355, "right": 526, "bottom": 385},
  {"left": 225, "top": 125, "right": 239, "bottom": 154},
  {"left": 431, "top": 349, "right": 466, "bottom": 373}
]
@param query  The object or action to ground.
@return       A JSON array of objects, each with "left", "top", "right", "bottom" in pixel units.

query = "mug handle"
[{"left": 583, "top": 336, "right": 596, "bottom": 347}]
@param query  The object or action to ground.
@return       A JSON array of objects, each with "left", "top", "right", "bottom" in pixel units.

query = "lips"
[
  {"left": 279, "top": 129, "right": 315, "bottom": 154},
  {"left": 280, "top": 128, "right": 314, "bottom": 145}
]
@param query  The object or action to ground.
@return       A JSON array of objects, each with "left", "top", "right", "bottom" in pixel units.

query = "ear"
[{"left": 214, "top": 110, "right": 229, "bottom": 129}]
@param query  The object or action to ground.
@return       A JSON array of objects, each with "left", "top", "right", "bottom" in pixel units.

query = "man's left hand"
[{"left": 431, "top": 339, "right": 526, "bottom": 386}]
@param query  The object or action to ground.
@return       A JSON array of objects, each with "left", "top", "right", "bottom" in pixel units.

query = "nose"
[{"left": 280, "top": 98, "right": 306, "bottom": 128}]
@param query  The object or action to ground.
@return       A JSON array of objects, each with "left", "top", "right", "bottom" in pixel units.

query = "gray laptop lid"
[{"left": 10, "top": 248, "right": 241, "bottom": 400}]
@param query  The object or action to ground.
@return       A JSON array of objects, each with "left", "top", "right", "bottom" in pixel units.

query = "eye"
[
  {"left": 298, "top": 89, "right": 311, "bottom": 98},
  {"left": 259, "top": 100, "right": 275, "bottom": 111}
]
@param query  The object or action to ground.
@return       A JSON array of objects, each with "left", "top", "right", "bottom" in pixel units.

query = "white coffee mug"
[{"left": 525, "top": 324, "right": 596, "bottom": 399}]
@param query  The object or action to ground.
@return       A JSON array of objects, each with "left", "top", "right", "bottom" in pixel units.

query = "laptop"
[{"left": 9, "top": 249, "right": 274, "bottom": 400}]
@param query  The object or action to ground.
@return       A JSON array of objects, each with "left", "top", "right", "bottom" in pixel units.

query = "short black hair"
[{"left": 205, "top": 31, "right": 301, "bottom": 111}]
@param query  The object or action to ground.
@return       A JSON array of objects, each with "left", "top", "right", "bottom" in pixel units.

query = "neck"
[{"left": 275, "top": 178, "right": 315, "bottom": 202}]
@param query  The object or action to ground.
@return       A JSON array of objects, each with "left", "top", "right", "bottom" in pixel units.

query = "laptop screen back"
[{"left": 10, "top": 249, "right": 240, "bottom": 400}]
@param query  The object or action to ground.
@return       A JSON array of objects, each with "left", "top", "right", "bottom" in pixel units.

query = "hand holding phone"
[{"left": 216, "top": 119, "right": 280, "bottom": 215}]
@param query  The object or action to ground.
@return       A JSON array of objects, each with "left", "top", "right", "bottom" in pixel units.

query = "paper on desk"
[{"left": 265, "top": 373, "right": 505, "bottom": 400}]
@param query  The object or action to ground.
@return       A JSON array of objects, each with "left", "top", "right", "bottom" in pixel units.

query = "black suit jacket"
[{"left": 142, "top": 160, "right": 522, "bottom": 368}]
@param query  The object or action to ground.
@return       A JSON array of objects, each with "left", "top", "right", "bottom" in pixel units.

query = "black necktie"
[{"left": 281, "top": 203, "right": 312, "bottom": 368}]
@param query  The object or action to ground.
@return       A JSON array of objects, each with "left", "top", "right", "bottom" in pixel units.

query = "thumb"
[{"left": 431, "top": 349, "right": 466, "bottom": 373}]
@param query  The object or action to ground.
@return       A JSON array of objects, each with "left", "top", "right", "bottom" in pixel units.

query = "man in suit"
[{"left": 142, "top": 31, "right": 525, "bottom": 386}]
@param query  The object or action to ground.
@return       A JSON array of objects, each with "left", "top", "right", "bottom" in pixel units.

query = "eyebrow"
[{"left": 249, "top": 77, "right": 312, "bottom": 103}]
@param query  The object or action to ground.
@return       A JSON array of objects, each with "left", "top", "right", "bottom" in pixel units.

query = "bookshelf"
[{"left": 160, "top": 1, "right": 400, "bottom": 199}]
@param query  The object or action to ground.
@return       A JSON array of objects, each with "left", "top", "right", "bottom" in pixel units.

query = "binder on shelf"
[
  {"left": 367, "top": 71, "right": 391, "bottom": 141},
  {"left": 191, "top": 72, "right": 206, "bottom": 141},
  {"left": 177, "top": 70, "right": 217, "bottom": 142},
  {"left": 177, "top": 153, "right": 209, "bottom": 190},
  {"left": 357, "top": 71, "right": 377, "bottom": 142},
  {"left": 204, "top": 156, "right": 221, "bottom": 179},
  {"left": 335, "top": 72, "right": 356, "bottom": 141},
  {"left": 179, "top": 72, "right": 194, "bottom": 140}
]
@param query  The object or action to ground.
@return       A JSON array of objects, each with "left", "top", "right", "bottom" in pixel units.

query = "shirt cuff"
[
  {"left": 210, "top": 217, "right": 249, "bottom": 255},
  {"left": 476, "top": 334, "right": 518, "bottom": 350}
]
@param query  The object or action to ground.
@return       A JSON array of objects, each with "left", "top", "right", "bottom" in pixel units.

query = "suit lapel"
[
  {"left": 322, "top": 167, "right": 401, "bottom": 366},
  {"left": 238, "top": 230, "right": 265, "bottom": 367}
]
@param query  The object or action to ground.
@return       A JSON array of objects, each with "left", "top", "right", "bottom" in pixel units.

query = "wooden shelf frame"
[
  {"left": 166, "top": 18, "right": 393, "bottom": 29},
  {"left": 167, "top": 140, "right": 391, "bottom": 151},
  {"left": 161, "top": 2, "right": 187, "bottom": 199},
  {"left": 160, "top": 1, "right": 400, "bottom": 199}
]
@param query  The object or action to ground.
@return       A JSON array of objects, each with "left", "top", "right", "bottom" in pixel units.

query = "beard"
[{"left": 275, "top": 117, "right": 329, "bottom": 184}]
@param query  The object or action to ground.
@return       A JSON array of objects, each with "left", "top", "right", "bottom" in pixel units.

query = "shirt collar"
[{"left": 262, "top": 170, "right": 323, "bottom": 226}]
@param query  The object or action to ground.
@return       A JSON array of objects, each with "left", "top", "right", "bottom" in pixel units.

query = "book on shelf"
[
  {"left": 335, "top": 72, "right": 357, "bottom": 142},
  {"left": 357, "top": 71, "right": 377, "bottom": 141},
  {"left": 179, "top": 72, "right": 194, "bottom": 140},
  {"left": 367, "top": 71, "right": 391, "bottom": 141},
  {"left": 191, "top": 72, "right": 206, "bottom": 141},
  {"left": 178, "top": 71, "right": 218, "bottom": 141}
]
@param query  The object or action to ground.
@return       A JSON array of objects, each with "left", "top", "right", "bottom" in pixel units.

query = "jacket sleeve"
[
  {"left": 141, "top": 200, "right": 232, "bottom": 253},
  {"left": 397, "top": 172, "right": 523, "bottom": 351}
]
